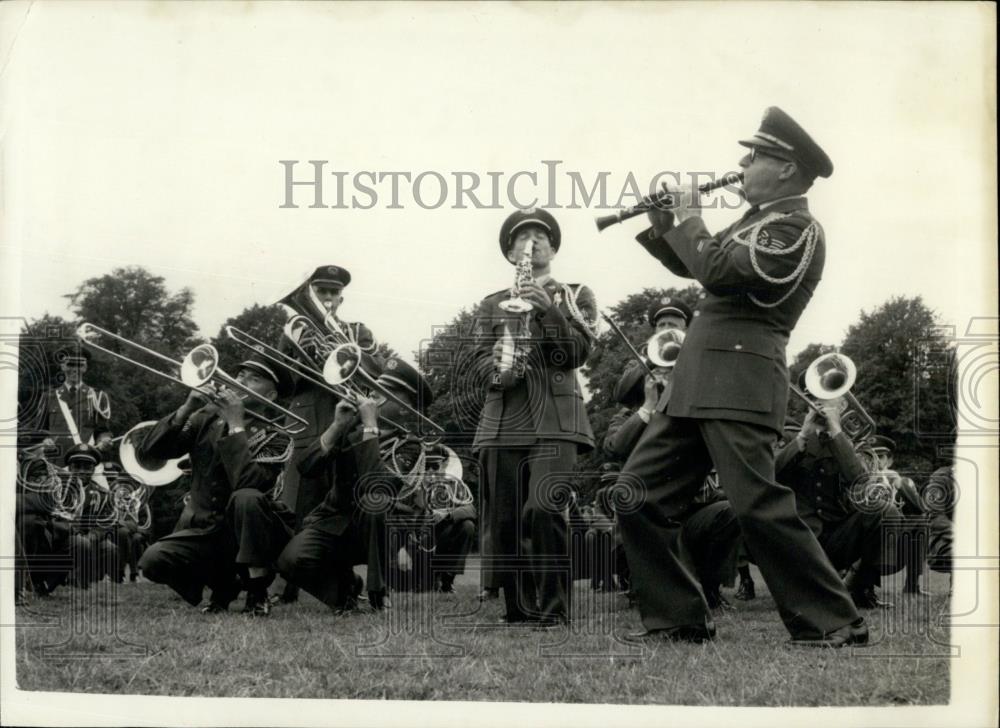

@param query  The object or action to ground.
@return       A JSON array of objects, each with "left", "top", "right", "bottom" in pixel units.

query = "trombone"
[
  {"left": 224, "top": 324, "right": 446, "bottom": 441},
  {"left": 790, "top": 352, "right": 877, "bottom": 443},
  {"left": 76, "top": 323, "right": 308, "bottom": 436}
]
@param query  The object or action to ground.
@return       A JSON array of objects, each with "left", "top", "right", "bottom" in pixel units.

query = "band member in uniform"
[
  {"left": 37, "top": 347, "right": 112, "bottom": 462},
  {"left": 616, "top": 107, "right": 866, "bottom": 646},
  {"left": 137, "top": 356, "right": 295, "bottom": 616},
  {"left": 277, "top": 357, "right": 434, "bottom": 612},
  {"left": 473, "top": 208, "right": 597, "bottom": 627},
  {"left": 776, "top": 403, "right": 902, "bottom": 609},
  {"left": 273, "top": 265, "right": 380, "bottom": 602},
  {"left": 604, "top": 300, "right": 740, "bottom": 610},
  {"left": 46, "top": 444, "right": 119, "bottom": 588}
]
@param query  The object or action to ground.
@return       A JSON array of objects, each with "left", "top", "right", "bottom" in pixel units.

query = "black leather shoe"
[
  {"left": 438, "top": 574, "right": 456, "bottom": 593},
  {"left": 369, "top": 590, "right": 390, "bottom": 610},
  {"left": 903, "top": 581, "right": 931, "bottom": 596},
  {"left": 734, "top": 579, "right": 756, "bottom": 601},
  {"left": 789, "top": 618, "right": 869, "bottom": 648},
  {"left": 623, "top": 621, "right": 716, "bottom": 644},
  {"left": 852, "top": 586, "right": 893, "bottom": 609},
  {"left": 241, "top": 591, "right": 271, "bottom": 617},
  {"left": 201, "top": 602, "right": 228, "bottom": 614}
]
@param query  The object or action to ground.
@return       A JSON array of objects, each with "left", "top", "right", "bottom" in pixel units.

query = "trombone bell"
[
  {"left": 181, "top": 344, "right": 220, "bottom": 388},
  {"left": 646, "top": 329, "right": 686, "bottom": 369},
  {"left": 804, "top": 352, "right": 856, "bottom": 400},
  {"left": 322, "top": 343, "right": 362, "bottom": 386}
]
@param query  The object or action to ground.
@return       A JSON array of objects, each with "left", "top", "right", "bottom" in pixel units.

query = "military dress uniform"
[
  {"left": 616, "top": 108, "right": 862, "bottom": 641},
  {"left": 277, "top": 357, "right": 433, "bottom": 610},
  {"left": 473, "top": 208, "right": 597, "bottom": 625},
  {"left": 775, "top": 429, "right": 902, "bottom": 604},
  {"left": 604, "top": 369, "right": 740, "bottom": 606},
  {"left": 137, "top": 360, "right": 295, "bottom": 609},
  {"left": 275, "top": 265, "right": 380, "bottom": 525},
  {"left": 37, "top": 349, "right": 112, "bottom": 461}
]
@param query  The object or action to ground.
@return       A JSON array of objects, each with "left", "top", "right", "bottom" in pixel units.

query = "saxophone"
[{"left": 493, "top": 239, "right": 535, "bottom": 384}]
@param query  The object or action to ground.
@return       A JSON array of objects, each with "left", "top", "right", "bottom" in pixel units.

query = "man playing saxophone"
[{"left": 473, "top": 208, "right": 597, "bottom": 628}]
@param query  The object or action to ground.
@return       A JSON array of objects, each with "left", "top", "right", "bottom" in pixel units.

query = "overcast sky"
[{"left": 2, "top": 2, "right": 996, "bottom": 371}]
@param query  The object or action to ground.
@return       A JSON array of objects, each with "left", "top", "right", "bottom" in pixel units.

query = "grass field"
[{"left": 13, "top": 563, "right": 952, "bottom": 706}]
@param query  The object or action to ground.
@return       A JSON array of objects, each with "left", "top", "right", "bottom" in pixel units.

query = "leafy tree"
[
  {"left": 64, "top": 266, "right": 203, "bottom": 434},
  {"left": 841, "top": 296, "right": 955, "bottom": 472},
  {"left": 209, "top": 304, "right": 288, "bottom": 370}
]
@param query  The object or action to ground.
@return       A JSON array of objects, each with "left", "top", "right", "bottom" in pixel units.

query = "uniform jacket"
[
  {"left": 637, "top": 197, "right": 825, "bottom": 434},
  {"left": 139, "top": 406, "right": 284, "bottom": 535},
  {"left": 298, "top": 429, "right": 403, "bottom": 536},
  {"left": 775, "top": 430, "right": 867, "bottom": 524},
  {"left": 472, "top": 277, "right": 596, "bottom": 451},
  {"left": 278, "top": 319, "right": 377, "bottom": 521},
  {"left": 40, "top": 383, "right": 111, "bottom": 459}
]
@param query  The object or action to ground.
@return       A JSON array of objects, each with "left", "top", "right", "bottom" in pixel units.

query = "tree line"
[{"left": 17, "top": 266, "right": 957, "bottom": 533}]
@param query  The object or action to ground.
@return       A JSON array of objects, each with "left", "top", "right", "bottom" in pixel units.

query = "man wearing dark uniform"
[
  {"left": 38, "top": 348, "right": 112, "bottom": 463},
  {"left": 137, "top": 356, "right": 295, "bottom": 616},
  {"left": 616, "top": 107, "right": 866, "bottom": 646},
  {"left": 473, "top": 208, "right": 597, "bottom": 627},
  {"left": 272, "top": 266, "right": 379, "bottom": 603},
  {"left": 277, "top": 357, "right": 434, "bottom": 612},
  {"left": 776, "top": 401, "right": 902, "bottom": 609},
  {"left": 604, "top": 299, "right": 740, "bottom": 610}
]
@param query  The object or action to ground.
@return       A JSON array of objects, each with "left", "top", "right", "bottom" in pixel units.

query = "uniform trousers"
[
  {"left": 139, "top": 489, "right": 293, "bottom": 606},
  {"left": 801, "top": 506, "right": 903, "bottom": 589},
  {"left": 480, "top": 441, "right": 576, "bottom": 622},
  {"left": 277, "top": 512, "right": 385, "bottom": 609},
  {"left": 617, "top": 413, "right": 860, "bottom": 638},
  {"left": 682, "top": 500, "right": 741, "bottom": 590}
]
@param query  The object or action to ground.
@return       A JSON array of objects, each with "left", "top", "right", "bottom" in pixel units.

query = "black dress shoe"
[
  {"left": 789, "top": 618, "right": 869, "bottom": 648},
  {"left": 241, "top": 593, "right": 271, "bottom": 617},
  {"left": 734, "top": 579, "right": 756, "bottom": 601},
  {"left": 852, "top": 586, "right": 893, "bottom": 609},
  {"left": 201, "top": 602, "right": 229, "bottom": 614},
  {"left": 903, "top": 582, "right": 931, "bottom": 596},
  {"left": 438, "top": 574, "right": 456, "bottom": 593},
  {"left": 623, "top": 621, "right": 716, "bottom": 644}
]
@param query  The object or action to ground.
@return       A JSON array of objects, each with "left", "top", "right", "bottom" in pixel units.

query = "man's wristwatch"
[
  {"left": 230, "top": 426, "right": 245, "bottom": 435},
  {"left": 362, "top": 426, "right": 379, "bottom": 438}
]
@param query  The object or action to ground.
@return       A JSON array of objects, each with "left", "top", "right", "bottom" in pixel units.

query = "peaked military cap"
[
  {"left": 237, "top": 355, "right": 294, "bottom": 399},
  {"left": 739, "top": 106, "right": 833, "bottom": 179},
  {"left": 378, "top": 356, "right": 434, "bottom": 411},
  {"left": 308, "top": 265, "right": 351, "bottom": 288},
  {"left": 647, "top": 297, "right": 693, "bottom": 327},
  {"left": 498, "top": 208, "right": 561, "bottom": 258},
  {"left": 65, "top": 442, "right": 102, "bottom": 466}
]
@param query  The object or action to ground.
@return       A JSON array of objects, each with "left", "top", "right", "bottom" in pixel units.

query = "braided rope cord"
[{"left": 730, "top": 212, "right": 820, "bottom": 309}]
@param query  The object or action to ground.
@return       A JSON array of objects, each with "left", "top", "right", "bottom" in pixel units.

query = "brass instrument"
[
  {"left": 494, "top": 238, "right": 534, "bottom": 384},
  {"left": 119, "top": 420, "right": 190, "bottom": 487},
  {"left": 595, "top": 172, "right": 744, "bottom": 232},
  {"left": 791, "top": 352, "right": 876, "bottom": 443},
  {"left": 601, "top": 313, "right": 686, "bottom": 375},
  {"left": 646, "top": 328, "right": 685, "bottom": 369},
  {"left": 225, "top": 324, "right": 445, "bottom": 440},
  {"left": 76, "top": 323, "right": 308, "bottom": 436}
]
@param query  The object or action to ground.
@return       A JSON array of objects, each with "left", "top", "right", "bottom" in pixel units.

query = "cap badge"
[{"left": 386, "top": 359, "right": 398, "bottom": 370}]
